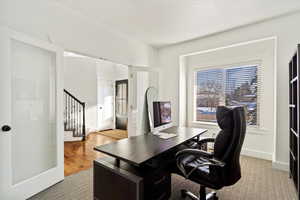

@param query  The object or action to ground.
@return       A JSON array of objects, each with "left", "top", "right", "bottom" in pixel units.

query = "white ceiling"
[{"left": 54, "top": 0, "right": 300, "bottom": 47}]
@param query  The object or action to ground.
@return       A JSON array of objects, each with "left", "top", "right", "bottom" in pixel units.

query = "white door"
[
  {"left": 0, "top": 28, "right": 64, "bottom": 200},
  {"left": 97, "top": 79, "right": 115, "bottom": 131},
  {"left": 128, "top": 66, "right": 159, "bottom": 137}
]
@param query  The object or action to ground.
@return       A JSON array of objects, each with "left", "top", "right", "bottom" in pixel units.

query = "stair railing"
[{"left": 64, "top": 89, "right": 86, "bottom": 141}]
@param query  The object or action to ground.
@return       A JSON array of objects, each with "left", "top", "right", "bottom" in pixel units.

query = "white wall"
[
  {"left": 64, "top": 56, "right": 98, "bottom": 132},
  {"left": 0, "top": 0, "right": 157, "bottom": 67},
  {"left": 158, "top": 12, "right": 300, "bottom": 169}
]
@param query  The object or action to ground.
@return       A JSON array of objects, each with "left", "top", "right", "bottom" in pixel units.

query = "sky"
[{"left": 196, "top": 65, "right": 257, "bottom": 94}]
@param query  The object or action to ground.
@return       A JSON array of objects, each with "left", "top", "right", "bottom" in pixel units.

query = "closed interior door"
[
  {"left": 97, "top": 79, "right": 114, "bottom": 131},
  {"left": 0, "top": 28, "right": 63, "bottom": 200},
  {"left": 115, "top": 80, "right": 128, "bottom": 130}
]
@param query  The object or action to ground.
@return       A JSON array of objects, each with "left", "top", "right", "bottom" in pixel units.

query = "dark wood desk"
[
  {"left": 94, "top": 126, "right": 207, "bottom": 167},
  {"left": 93, "top": 126, "right": 207, "bottom": 200}
]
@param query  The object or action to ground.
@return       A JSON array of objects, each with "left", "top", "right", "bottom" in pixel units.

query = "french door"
[
  {"left": 127, "top": 66, "right": 159, "bottom": 137},
  {"left": 115, "top": 79, "right": 128, "bottom": 130},
  {"left": 0, "top": 28, "right": 64, "bottom": 199}
]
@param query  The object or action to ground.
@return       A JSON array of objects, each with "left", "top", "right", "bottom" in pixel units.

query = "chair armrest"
[
  {"left": 209, "top": 158, "right": 225, "bottom": 167},
  {"left": 176, "top": 149, "right": 213, "bottom": 159},
  {"left": 175, "top": 149, "right": 225, "bottom": 178},
  {"left": 197, "top": 137, "right": 215, "bottom": 146}
]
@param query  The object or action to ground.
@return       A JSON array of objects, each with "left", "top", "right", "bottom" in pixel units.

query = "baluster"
[
  {"left": 65, "top": 93, "right": 67, "bottom": 128},
  {"left": 75, "top": 102, "right": 77, "bottom": 137},
  {"left": 82, "top": 102, "right": 86, "bottom": 140},
  {"left": 67, "top": 93, "right": 69, "bottom": 129},
  {"left": 80, "top": 104, "right": 82, "bottom": 136},
  {"left": 69, "top": 96, "right": 71, "bottom": 131},
  {"left": 67, "top": 94, "right": 70, "bottom": 130},
  {"left": 65, "top": 93, "right": 67, "bottom": 127},
  {"left": 72, "top": 99, "right": 75, "bottom": 135},
  {"left": 76, "top": 102, "right": 79, "bottom": 137},
  {"left": 65, "top": 93, "right": 67, "bottom": 130},
  {"left": 74, "top": 101, "right": 76, "bottom": 137},
  {"left": 65, "top": 93, "right": 68, "bottom": 129},
  {"left": 70, "top": 98, "right": 73, "bottom": 133},
  {"left": 63, "top": 93, "right": 65, "bottom": 128},
  {"left": 78, "top": 103, "right": 80, "bottom": 137},
  {"left": 74, "top": 99, "right": 76, "bottom": 136},
  {"left": 79, "top": 105, "right": 82, "bottom": 136}
]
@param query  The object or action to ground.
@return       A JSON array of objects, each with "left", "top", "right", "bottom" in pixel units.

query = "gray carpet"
[{"left": 30, "top": 156, "right": 297, "bottom": 200}]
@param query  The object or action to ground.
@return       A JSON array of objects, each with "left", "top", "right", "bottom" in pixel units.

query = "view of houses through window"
[{"left": 195, "top": 65, "right": 258, "bottom": 125}]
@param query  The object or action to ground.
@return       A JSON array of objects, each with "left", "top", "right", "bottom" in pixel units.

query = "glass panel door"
[
  {"left": 11, "top": 39, "right": 57, "bottom": 184},
  {"left": 0, "top": 28, "right": 63, "bottom": 200},
  {"left": 115, "top": 80, "right": 128, "bottom": 130}
]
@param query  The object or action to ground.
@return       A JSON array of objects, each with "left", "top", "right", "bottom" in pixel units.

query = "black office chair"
[{"left": 175, "top": 106, "right": 246, "bottom": 200}]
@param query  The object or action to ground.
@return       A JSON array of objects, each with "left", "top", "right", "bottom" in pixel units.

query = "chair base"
[{"left": 181, "top": 186, "right": 218, "bottom": 200}]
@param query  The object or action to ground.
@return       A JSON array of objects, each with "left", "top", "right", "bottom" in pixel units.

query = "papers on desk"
[{"left": 157, "top": 132, "right": 177, "bottom": 139}]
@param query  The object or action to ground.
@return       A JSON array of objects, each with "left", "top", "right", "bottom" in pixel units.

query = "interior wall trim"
[
  {"left": 272, "top": 161, "right": 289, "bottom": 171},
  {"left": 241, "top": 148, "right": 273, "bottom": 161}
]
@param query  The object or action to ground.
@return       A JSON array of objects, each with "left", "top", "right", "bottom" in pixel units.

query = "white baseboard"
[
  {"left": 241, "top": 148, "right": 273, "bottom": 160},
  {"left": 241, "top": 148, "right": 289, "bottom": 172},
  {"left": 272, "top": 161, "right": 289, "bottom": 171}
]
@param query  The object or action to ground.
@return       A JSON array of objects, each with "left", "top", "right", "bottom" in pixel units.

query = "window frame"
[{"left": 188, "top": 60, "right": 262, "bottom": 128}]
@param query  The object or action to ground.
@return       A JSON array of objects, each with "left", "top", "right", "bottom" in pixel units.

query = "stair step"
[{"left": 64, "top": 131, "right": 82, "bottom": 142}]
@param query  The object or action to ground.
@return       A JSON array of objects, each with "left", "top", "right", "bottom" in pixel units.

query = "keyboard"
[{"left": 157, "top": 133, "right": 177, "bottom": 139}]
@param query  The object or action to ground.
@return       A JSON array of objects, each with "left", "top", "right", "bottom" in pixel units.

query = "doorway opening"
[{"left": 63, "top": 51, "right": 128, "bottom": 176}]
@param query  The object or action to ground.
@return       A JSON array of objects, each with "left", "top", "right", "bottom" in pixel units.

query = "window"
[{"left": 195, "top": 65, "right": 258, "bottom": 125}]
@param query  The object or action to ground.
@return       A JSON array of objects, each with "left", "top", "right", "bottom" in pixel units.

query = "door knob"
[{"left": 2, "top": 125, "right": 11, "bottom": 132}]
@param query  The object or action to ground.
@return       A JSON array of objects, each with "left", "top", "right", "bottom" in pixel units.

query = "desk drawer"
[{"left": 94, "top": 160, "right": 143, "bottom": 200}]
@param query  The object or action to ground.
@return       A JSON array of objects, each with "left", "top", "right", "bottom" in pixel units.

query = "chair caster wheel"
[
  {"left": 208, "top": 193, "right": 218, "bottom": 200},
  {"left": 181, "top": 189, "right": 187, "bottom": 198},
  {"left": 212, "top": 194, "right": 218, "bottom": 200}
]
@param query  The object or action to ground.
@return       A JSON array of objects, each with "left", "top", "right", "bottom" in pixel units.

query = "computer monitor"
[{"left": 152, "top": 101, "right": 173, "bottom": 134}]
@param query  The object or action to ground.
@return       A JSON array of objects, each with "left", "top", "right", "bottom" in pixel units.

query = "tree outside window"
[{"left": 195, "top": 65, "right": 258, "bottom": 125}]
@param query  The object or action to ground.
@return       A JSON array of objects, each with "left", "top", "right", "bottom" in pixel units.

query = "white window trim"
[
  {"left": 190, "top": 121, "right": 270, "bottom": 135},
  {"left": 187, "top": 60, "right": 266, "bottom": 132},
  {"left": 180, "top": 36, "right": 277, "bottom": 161}
]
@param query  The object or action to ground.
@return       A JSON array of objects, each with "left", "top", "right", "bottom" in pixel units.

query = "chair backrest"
[{"left": 213, "top": 106, "right": 246, "bottom": 186}]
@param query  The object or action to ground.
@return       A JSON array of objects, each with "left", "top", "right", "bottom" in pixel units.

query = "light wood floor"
[
  {"left": 95, "top": 129, "right": 128, "bottom": 139},
  {"left": 64, "top": 131, "right": 126, "bottom": 176}
]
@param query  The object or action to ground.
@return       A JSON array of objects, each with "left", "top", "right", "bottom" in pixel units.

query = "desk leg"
[{"left": 115, "top": 158, "right": 120, "bottom": 167}]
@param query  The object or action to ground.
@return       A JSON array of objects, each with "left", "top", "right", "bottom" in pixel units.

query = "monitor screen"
[
  {"left": 153, "top": 101, "right": 171, "bottom": 127},
  {"left": 160, "top": 102, "right": 171, "bottom": 124}
]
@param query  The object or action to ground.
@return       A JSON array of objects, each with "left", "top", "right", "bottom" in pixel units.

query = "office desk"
[
  {"left": 94, "top": 126, "right": 207, "bottom": 167},
  {"left": 93, "top": 127, "right": 207, "bottom": 200}
]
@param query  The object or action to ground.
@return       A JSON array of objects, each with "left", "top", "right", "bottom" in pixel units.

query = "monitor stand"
[
  {"left": 151, "top": 124, "right": 177, "bottom": 139},
  {"left": 151, "top": 123, "right": 173, "bottom": 136},
  {"left": 152, "top": 130, "right": 162, "bottom": 135}
]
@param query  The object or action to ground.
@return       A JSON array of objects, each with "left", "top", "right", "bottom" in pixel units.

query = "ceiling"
[{"left": 54, "top": 0, "right": 300, "bottom": 47}]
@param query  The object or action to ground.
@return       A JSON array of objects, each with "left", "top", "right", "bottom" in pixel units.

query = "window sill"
[{"left": 190, "top": 121, "right": 270, "bottom": 135}]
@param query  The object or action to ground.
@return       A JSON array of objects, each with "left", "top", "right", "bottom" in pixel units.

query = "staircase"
[{"left": 64, "top": 89, "right": 86, "bottom": 141}]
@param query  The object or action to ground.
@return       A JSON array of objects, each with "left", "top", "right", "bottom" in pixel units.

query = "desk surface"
[{"left": 94, "top": 126, "right": 207, "bottom": 166}]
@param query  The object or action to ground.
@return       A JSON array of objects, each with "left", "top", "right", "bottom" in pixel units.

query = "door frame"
[{"left": 0, "top": 27, "right": 64, "bottom": 199}]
